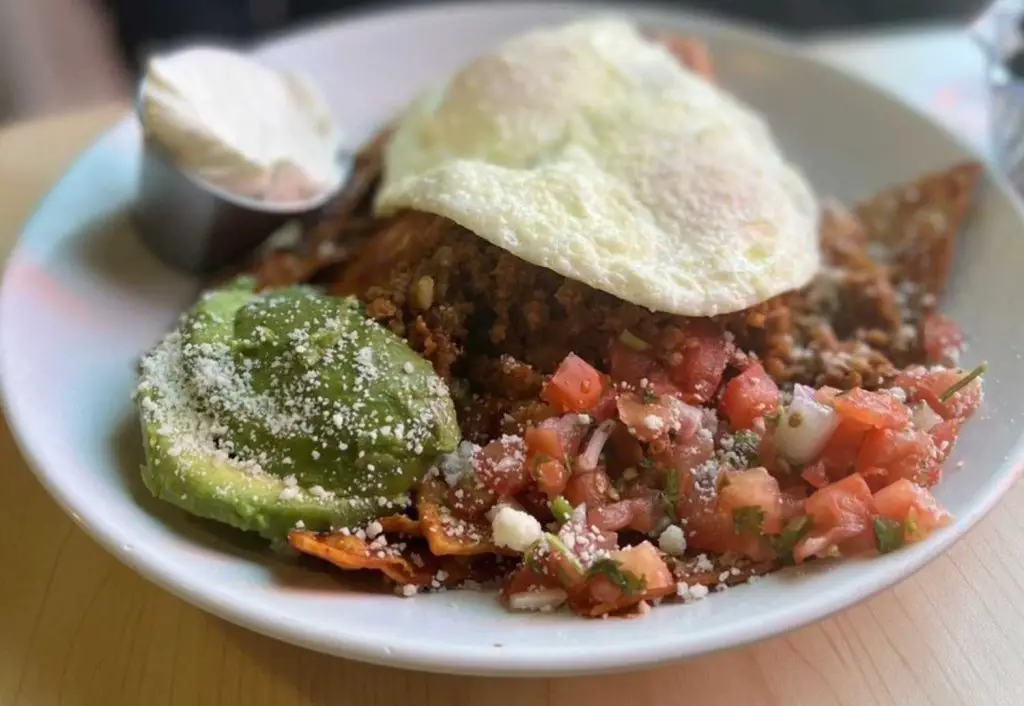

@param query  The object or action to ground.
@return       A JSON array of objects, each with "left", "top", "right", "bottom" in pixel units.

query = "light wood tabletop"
[{"left": 2, "top": 101, "right": 1024, "bottom": 706}]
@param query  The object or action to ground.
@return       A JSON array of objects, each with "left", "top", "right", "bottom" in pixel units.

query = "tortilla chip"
[
  {"left": 330, "top": 211, "right": 453, "bottom": 297},
  {"left": 289, "top": 529, "right": 491, "bottom": 588},
  {"left": 417, "top": 476, "right": 508, "bottom": 557},
  {"left": 668, "top": 554, "right": 776, "bottom": 589},
  {"left": 856, "top": 161, "right": 981, "bottom": 299},
  {"left": 289, "top": 530, "right": 429, "bottom": 584},
  {"left": 378, "top": 514, "right": 422, "bottom": 536}
]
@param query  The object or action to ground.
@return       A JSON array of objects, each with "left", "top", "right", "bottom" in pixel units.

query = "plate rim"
[{"left": 3, "top": 0, "right": 1024, "bottom": 676}]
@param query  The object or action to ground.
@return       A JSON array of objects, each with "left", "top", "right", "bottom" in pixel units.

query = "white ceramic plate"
[{"left": 2, "top": 1, "right": 1023, "bottom": 677}]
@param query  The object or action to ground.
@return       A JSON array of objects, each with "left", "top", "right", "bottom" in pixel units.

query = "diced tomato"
[
  {"left": 654, "top": 432, "right": 716, "bottom": 518},
  {"left": 446, "top": 476, "right": 497, "bottom": 520},
  {"left": 588, "top": 492, "right": 663, "bottom": 534},
  {"left": 627, "top": 495, "right": 661, "bottom": 534},
  {"left": 539, "top": 545, "right": 587, "bottom": 592},
  {"left": 814, "top": 418, "right": 870, "bottom": 482},
  {"left": 542, "top": 353, "right": 604, "bottom": 413},
  {"left": 591, "top": 384, "right": 619, "bottom": 422},
  {"left": 612, "top": 542, "right": 675, "bottom": 595},
  {"left": 565, "top": 469, "right": 613, "bottom": 509},
  {"left": 474, "top": 436, "right": 528, "bottom": 497},
  {"left": 873, "top": 479, "right": 952, "bottom": 539},
  {"left": 801, "top": 460, "right": 829, "bottom": 489},
  {"left": 813, "top": 386, "right": 843, "bottom": 404},
  {"left": 534, "top": 458, "right": 571, "bottom": 498},
  {"left": 661, "top": 322, "right": 731, "bottom": 404},
  {"left": 617, "top": 393, "right": 672, "bottom": 443},
  {"left": 719, "top": 362, "right": 780, "bottom": 430},
  {"left": 895, "top": 367, "right": 982, "bottom": 422},
  {"left": 716, "top": 467, "right": 784, "bottom": 534},
  {"left": 623, "top": 487, "right": 667, "bottom": 534},
  {"left": 855, "top": 428, "right": 940, "bottom": 489},
  {"left": 576, "top": 541, "right": 676, "bottom": 614},
  {"left": 501, "top": 566, "right": 561, "bottom": 607},
  {"left": 616, "top": 392, "right": 701, "bottom": 443},
  {"left": 525, "top": 415, "right": 588, "bottom": 463},
  {"left": 608, "top": 337, "right": 660, "bottom": 389},
  {"left": 654, "top": 432, "right": 715, "bottom": 477},
  {"left": 686, "top": 510, "right": 775, "bottom": 561},
  {"left": 587, "top": 501, "right": 636, "bottom": 532},
  {"left": 780, "top": 486, "right": 809, "bottom": 520},
  {"left": 921, "top": 313, "right": 964, "bottom": 365},
  {"left": 793, "top": 473, "right": 874, "bottom": 563},
  {"left": 928, "top": 419, "right": 961, "bottom": 462},
  {"left": 833, "top": 388, "right": 911, "bottom": 430},
  {"left": 525, "top": 427, "right": 562, "bottom": 460}
]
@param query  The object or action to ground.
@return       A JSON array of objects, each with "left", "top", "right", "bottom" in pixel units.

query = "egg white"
[{"left": 375, "top": 18, "right": 819, "bottom": 316}]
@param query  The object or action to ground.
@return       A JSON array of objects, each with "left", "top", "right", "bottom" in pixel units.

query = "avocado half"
[{"left": 134, "top": 277, "right": 460, "bottom": 541}]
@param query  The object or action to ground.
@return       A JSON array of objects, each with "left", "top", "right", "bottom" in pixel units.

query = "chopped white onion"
[
  {"left": 508, "top": 588, "right": 569, "bottom": 612},
  {"left": 774, "top": 395, "right": 840, "bottom": 465},
  {"left": 912, "top": 402, "right": 943, "bottom": 432},
  {"left": 792, "top": 384, "right": 816, "bottom": 402},
  {"left": 577, "top": 420, "right": 617, "bottom": 473}
]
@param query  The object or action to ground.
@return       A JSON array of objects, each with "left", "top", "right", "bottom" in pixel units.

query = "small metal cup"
[
  {"left": 132, "top": 66, "right": 346, "bottom": 276},
  {"left": 133, "top": 140, "right": 339, "bottom": 274}
]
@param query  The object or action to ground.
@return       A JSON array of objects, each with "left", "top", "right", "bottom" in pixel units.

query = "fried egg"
[{"left": 375, "top": 18, "right": 819, "bottom": 316}]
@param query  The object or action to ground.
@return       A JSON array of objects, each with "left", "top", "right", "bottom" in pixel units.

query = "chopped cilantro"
[
  {"left": 772, "top": 515, "right": 814, "bottom": 563},
  {"left": 640, "top": 457, "right": 656, "bottom": 471},
  {"left": 587, "top": 558, "right": 647, "bottom": 595},
  {"left": 642, "top": 387, "right": 657, "bottom": 404},
  {"left": 873, "top": 517, "right": 905, "bottom": 554},
  {"left": 619, "top": 329, "right": 651, "bottom": 351},
  {"left": 550, "top": 496, "right": 573, "bottom": 524},
  {"left": 523, "top": 539, "right": 544, "bottom": 573},
  {"left": 543, "top": 533, "right": 584, "bottom": 575},
  {"left": 938, "top": 362, "right": 988, "bottom": 403},
  {"left": 732, "top": 505, "right": 766, "bottom": 535},
  {"left": 728, "top": 430, "right": 760, "bottom": 466},
  {"left": 659, "top": 492, "right": 678, "bottom": 523}
]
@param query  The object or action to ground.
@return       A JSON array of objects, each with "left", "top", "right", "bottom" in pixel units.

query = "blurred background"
[{"left": 0, "top": 0, "right": 988, "bottom": 123}]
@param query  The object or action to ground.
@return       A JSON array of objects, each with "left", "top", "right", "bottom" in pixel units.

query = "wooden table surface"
[{"left": 2, "top": 101, "right": 1024, "bottom": 706}]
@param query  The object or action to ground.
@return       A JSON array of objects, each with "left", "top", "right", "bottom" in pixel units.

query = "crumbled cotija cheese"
[{"left": 491, "top": 506, "right": 543, "bottom": 552}]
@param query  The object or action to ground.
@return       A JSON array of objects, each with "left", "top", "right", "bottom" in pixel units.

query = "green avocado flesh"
[{"left": 135, "top": 277, "right": 460, "bottom": 540}]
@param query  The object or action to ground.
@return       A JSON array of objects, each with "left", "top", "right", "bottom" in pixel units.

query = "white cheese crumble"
[
  {"left": 643, "top": 414, "right": 665, "bottom": 431},
  {"left": 491, "top": 506, "right": 543, "bottom": 552},
  {"left": 676, "top": 582, "right": 709, "bottom": 603},
  {"left": 657, "top": 525, "right": 687, "bottom": 556},
  {"left": 694, "top": 553, "right": 714, "bottom": 573}
]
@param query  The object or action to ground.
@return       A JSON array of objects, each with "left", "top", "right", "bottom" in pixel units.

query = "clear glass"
[{"left": 972, "top": 1, "right": 1024, "bottom": 184}]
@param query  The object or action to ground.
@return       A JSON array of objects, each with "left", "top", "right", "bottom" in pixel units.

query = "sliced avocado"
[{"left": 135, "top": 276, "right": 459, "bottom": 540}]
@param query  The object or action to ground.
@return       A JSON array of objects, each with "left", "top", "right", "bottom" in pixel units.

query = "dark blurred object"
[{"left": 101, "top": 0, "right": 989, "bottom": 73}]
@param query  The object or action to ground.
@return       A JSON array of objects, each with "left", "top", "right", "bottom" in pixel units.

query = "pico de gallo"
[{"left": 388, "top": 327, "right": 983, "bottom": 617}]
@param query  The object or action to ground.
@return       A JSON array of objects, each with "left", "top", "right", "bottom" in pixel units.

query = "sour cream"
[{"left": 139, "top": 46, "right": 342, "bottom": 204}]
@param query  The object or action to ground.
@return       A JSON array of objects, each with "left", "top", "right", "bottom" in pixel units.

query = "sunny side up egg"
[{"left": 374, "top": 18, "right": 820, "bottom": 317}]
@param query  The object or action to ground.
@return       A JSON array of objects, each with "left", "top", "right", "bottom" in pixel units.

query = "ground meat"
[{"left": 246, "top": 137, "right": 979, "bottom": 441}]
